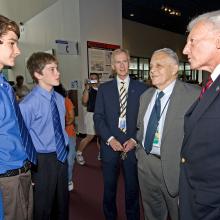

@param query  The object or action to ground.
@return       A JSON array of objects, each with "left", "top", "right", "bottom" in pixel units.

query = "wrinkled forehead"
[
  {"left": 187, "top": 21, "right": 215, "bottom": 40},
  {"left": 150, "top": 52, "right": 174, "bottom": 65},
  {"left": 113, "top": 52, "right": 129, "bottom": 62}
]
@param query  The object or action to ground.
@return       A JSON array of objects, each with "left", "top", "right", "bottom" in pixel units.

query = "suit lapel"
[
  {"left": 139, "top": 88, "right": 155, "bottom": 120},
  {"left": 161, "top": 80, "right": 180, "bottom": 146},
  {"left": 183, "top": 74, "right": 220, "bottom": 145},
  {"left": 138, "top": 88, "right": 156, "bottom": 140},
  {"left": 111, "top": 79, "right": 120, "bottom": 112}
]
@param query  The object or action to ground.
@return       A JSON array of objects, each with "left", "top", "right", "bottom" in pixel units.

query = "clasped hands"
[{"left": 109, "top": 138, "right": 136, "bottom": 153}]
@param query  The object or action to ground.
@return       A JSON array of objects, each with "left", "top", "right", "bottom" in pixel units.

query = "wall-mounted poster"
[{"left": 87, "top": 41, "right": 120, "bottom": 83}]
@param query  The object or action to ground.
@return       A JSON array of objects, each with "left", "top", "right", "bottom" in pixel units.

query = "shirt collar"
[
  {"left": 0, "top": 73, "right": 4, "bottom": 84},
  {"left": 116, "top": 75, "right": 130, "bottom": 87},
  {"left": 211, "top": 64, "right": 220, "bottom": 82},
  {"left": 156, "top": 79, "right": 176, "bottom": 97},
  {"left": 35, "top": 85, "right": 54, "bottom": 101}
]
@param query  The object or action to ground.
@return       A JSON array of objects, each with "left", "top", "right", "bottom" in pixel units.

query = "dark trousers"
[
  {"left": 102, "top": 151, "right": 140, "bottom": 220},
  {"left": 32, "top": 152, "right": 68, "bottom": 220}
]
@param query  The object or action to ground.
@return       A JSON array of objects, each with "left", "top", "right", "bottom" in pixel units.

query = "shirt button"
[{"left": 181, "top": 157, "right": 186, "bottom": 163}]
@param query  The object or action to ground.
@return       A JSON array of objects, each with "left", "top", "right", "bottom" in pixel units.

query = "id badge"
[
  {"left": 153, "top": 130, "right": 160, "bottom": 147},
  {"left": 118, "top": 117, "right": 127, "bottom": 130}
]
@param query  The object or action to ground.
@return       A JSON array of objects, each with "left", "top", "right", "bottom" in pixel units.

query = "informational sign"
[
  {"left": 70, "top": 80, "right": 80, "bottom": 90},
  {"left": 87, "top": 41, "right": 120, "bottom": 82},
  {"left": 55, "top": 40, "right": 78, "bottom": 55}
]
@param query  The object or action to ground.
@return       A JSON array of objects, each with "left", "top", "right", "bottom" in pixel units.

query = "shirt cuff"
[
  {"left": 106, "top": 136, "right": 114, "bottom": 145},
  {"left": 130, "top": 138, "right": 137, "bottom": 147}
]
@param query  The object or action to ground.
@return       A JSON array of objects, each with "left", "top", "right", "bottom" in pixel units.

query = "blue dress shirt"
[
  {"left": 19, "top": 85, "right": 68, "bottom": 153},
  {"left": 0, "top": 74, "right": 27, "bottom": 174}
]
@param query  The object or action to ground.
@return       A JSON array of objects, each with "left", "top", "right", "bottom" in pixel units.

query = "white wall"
[
  {"left": 0, "top": 0, "right": 58, "bottom": 24},
  {"left": 123, "top": 19, "right": 187, "bottom": 61},
  {"left": 11, "top": 0, "right": 122, "bottom": 133},
  {"left": 77, "top": 0, "right": 122, "bottom": 133},
  {"left": 15, "top": 0, "right": 81, "bottom": 89}
]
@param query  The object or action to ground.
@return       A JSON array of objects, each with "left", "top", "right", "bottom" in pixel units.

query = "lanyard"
[{"left": 158, "top": 94, "right": 171, "bottom": 122}]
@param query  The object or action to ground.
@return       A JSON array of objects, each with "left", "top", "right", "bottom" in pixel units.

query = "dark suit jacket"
[
  {"left": 180, "top": 74, "right": 220, "bottom": 220},
  {"left": 94, "top": 78, "right": 147, "bottom": 161}
]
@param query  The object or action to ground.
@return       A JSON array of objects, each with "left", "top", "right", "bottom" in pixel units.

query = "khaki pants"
[{"left": 0, "top": 170, "right": 33, "bottom": 220}]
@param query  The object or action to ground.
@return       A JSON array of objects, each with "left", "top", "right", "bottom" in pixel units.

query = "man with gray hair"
[
  {"left": 136, "top": 48, "right": 200, "bottom": 220},
  {"left": 179, "top": 10, "right": 220, "bottom": 220}
]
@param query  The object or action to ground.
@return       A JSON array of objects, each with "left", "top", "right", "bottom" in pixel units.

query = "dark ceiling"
[{"left": 122, "top": 0, "right": 220, "bottom": 35}]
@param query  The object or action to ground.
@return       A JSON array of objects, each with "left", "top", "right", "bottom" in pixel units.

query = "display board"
[{"left": 87, "top": 41, "right": 120, "bottom": 82}]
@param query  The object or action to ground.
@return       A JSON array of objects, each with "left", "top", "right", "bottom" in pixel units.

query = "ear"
[
  {"left": 111, "top": 64, "right": 115, "bottom": 71},
  {"left": 216, "top": 35, "right": 220, "bottom": 49},
  {"left": 34, "top": 72, "right": 43, "bottom": 80},
  {"left": 172, "top": 64, "right": 179, "bottom": 76}
]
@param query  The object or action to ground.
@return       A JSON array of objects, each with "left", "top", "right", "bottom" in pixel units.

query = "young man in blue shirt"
[
  {"left": 20, "top": 52, "right": 69, "bottom": 220},
  {"left": 0, "top": 15, "right": 36, "bottom": 220}
]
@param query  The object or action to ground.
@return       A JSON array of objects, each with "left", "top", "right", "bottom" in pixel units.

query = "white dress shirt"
[
  {"left": 142, "top": 80, "right": 176, "bottom": 155},
  {"left": 116, "top": 75, "right": 130, "bottom": 93},
  {"left": 211, "top": 64, "right": 220, "bottom": 82}
]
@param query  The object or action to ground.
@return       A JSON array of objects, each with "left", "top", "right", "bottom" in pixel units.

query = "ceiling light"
[
  {"left": 130, "top": 13, "right": 134, "bottom": 17},
  {"left": 161, "top": 5, "right": 181, "bottom": 17}
]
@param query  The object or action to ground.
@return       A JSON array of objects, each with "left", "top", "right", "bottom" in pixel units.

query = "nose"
[
  {"left": 119, "top": 62, "right": 125, "bottom": 68},
  {"left": 183, "top": 43, "right": 189, "bottom": 55},
  {"left": 57, "top": 70, "right": 60, "bottom": 76},
  {"left": 15, "top": 44, "right": 21, "bottom": 56}
]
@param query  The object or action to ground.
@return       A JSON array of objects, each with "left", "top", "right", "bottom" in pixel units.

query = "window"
[
  {"left": 129, "top": 56, "right": 150, "bottom": 80},
  {"left": 129, "top": 56, "right": 201, "bottom": 84}
]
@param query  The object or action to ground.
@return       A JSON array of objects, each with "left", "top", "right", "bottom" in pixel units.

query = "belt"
[
  {"left": 0, "top": 161, "right": 31, "bottom": 178},
  {"left": 150, "top": 154, "right": 161, "bottom": 159}
]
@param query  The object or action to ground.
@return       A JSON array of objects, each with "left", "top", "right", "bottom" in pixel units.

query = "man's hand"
[
  {"left": 109, "top": 138, "right": 124, "bottom": 151},
  {"left": 123, "top": 138, "right": 137, "bottom": 153}
]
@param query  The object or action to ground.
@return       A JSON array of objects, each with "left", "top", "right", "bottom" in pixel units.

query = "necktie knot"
[
  {"left": 204, "top": 76, "right": 213, "bottom": 90},
  {"left": 155, "top": 91, "right": 164, "bottom": 109},
  {"left": 157, "top": 91, "right": 164, "bottom": 100},
  {"left": 120, "top": 81, "right": 125, "bottom": 89},
  {"left": 199, "top": 76, "right": 213, "bottom": 98}
]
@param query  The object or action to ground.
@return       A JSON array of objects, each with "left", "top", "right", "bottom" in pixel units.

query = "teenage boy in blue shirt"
[
  {"left": 20, "top": 52, "right": 69, "bottom": 220},
  {"left": 0, "top": 15, "right": 35, "bottom": 220}
]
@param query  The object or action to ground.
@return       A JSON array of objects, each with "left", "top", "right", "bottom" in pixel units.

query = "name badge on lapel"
[{"left": 118, "top": 117, "right": 126, "bottom": 130}]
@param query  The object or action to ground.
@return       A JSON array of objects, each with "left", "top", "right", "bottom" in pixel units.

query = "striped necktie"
[
  {"left": 51, "top": 92, "right": 67, "bottom": 162},
  {"left": 119, "top": 81, "right": 127, "bottom": 133},
  {"left": 2, "top": 76, "right": 37, "bottom": 164}
]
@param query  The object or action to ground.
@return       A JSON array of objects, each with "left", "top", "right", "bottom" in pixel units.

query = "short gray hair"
[
  {"left": 187, "top": 10, "right": 220, "bottom": 32},
  {"left": 152, "top": 48, "right": 179, "bottom": 66},
  {"left": 111, "top": 48, "right": 130, "bottom": 64}
]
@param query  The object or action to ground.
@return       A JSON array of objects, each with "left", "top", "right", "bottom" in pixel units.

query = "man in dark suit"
[
  {"left": 179, "top": 10, "right": 220, "bottom": 220},
  {"left": 136, "top": 48, "right": 200, "bottom": 220},
  {"left": 94, "top": 48, "right": 148, "bottom": 220}
]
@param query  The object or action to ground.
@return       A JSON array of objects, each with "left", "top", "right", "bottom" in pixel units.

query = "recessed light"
[{"left": 130, "top": 13, "right": 134, "bottom": 17}]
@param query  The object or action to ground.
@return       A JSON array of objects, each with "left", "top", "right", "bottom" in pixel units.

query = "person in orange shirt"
[{"left": 54, "top": 84, "right": 76, "bottom": 191}]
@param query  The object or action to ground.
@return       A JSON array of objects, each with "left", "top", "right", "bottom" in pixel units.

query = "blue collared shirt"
[
  {"left": 19, "top": 85, "right": 68, "bottom": 153},
  {"left": 0, "top": 74, "right": 27, "bottom": 174}
]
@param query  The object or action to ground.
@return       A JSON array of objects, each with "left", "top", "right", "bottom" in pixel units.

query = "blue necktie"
[
  {"left": 51, "top": 92, "right": 67, "bottom": 162},
  {"left": 2, "top": 76, "right": 37, "bottom": 164},
  {"left": 144, "top": 91, "right": 164, "bottom": 153}
]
